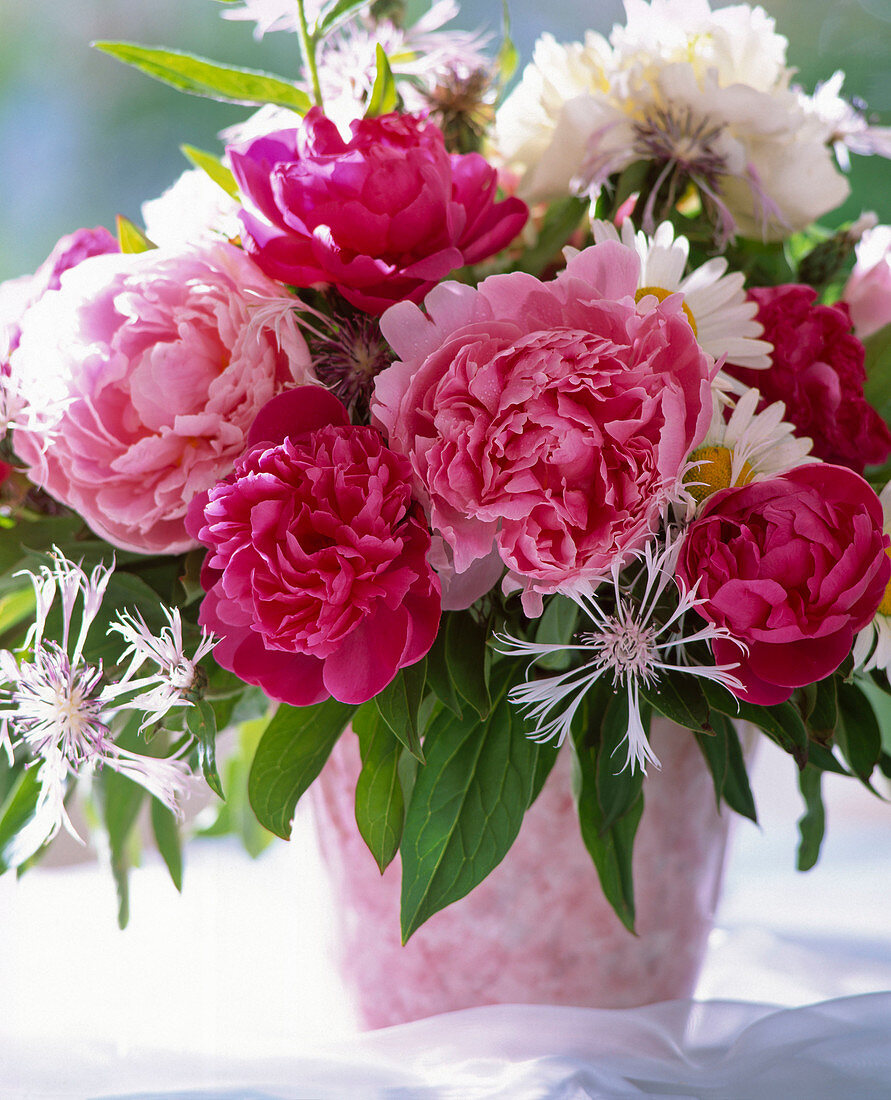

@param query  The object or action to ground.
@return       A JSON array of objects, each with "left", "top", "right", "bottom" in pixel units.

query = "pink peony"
[
  {"left": 677, "top": 464, "right": 890, "bottom": 706},
  {"left": 843, "top": 224, "right": 891, "bottom": 340},
  {"left": 1, "top": 226, "right": 118, "bottom": 366},
  {"left": 373, "top": 242, "right": 714, "bottom": 614},
  {"left": 227, "top": 108, "right": 528, "bottom": 314},
  {"left": 10, "top": 241, "right": 314, "bottom": 554},
  {"left": 726, "top": 284, "right": 891, "bottom": 473},
  {"left": 186, "top": 387, "right": 441, "bottom": 706}
]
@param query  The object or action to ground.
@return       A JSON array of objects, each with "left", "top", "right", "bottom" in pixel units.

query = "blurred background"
[{"left": 0, "top": 0, "right": 889, "bottom": 281}]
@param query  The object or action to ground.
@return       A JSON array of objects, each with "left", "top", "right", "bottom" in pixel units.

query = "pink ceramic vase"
[{"left": 311, "top": 717, "right": 738, "bottom": 1029}]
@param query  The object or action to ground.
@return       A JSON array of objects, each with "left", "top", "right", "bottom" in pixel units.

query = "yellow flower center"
[
  {"left": 878, "top": 548, "right": 891, "bottom": 616},
  {"left": 685, "top": 445, "right": 754, "bottom": 504},
  {"left": 635, "top": 285, "right": 698, "bottom": 337}
]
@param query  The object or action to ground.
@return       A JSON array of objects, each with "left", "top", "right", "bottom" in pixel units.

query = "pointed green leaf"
[
  {"left": 181, "top": 144, "right": 240, "bottom": 199},
  {"left": 596, "top": 692, "right": 646, "bottom": 831},
  {"left": 400, "top": 666, "right": 542, "bottom": 942},
  {"left": 98, "top": 766, "right": 146, "bottom": 929},
  {"left": 495, "top": 0, "right": 519, "bottom": 91},
  {"left": 150, "top": 798, "right": 183, "bottom": 892},
  {"left": 446, "top": 612, "right": 491, "bottom": 720},
  {"left": 93, "top": 42, "right": 312, "bottom": 113},
  {"left": 702, "top": 680, "right": 808, "bottom": 767},
  {"left": 116, "top": 214, "right": 157, "bottom": 253},
  {"left": 374, "top": 660, "right": 427, "bottom": 762},
  {"left": 796, "top": 765, "right": 825, "bottom": 871},
  {"left": 571, "top": 720, "right": 643, "bottom": 933},
  {"left": 0, "top": 767, "right": 42, "bottom": 875},
  {"left": 186, "top": 697, "right": 224, "bottom": 799},
  {"left": 803, "top": 674, "right": 838, "bottom": 742},
  {"left": 354, "top": 702, "right": 405, "bottom": 873},
  {"left": 640, "top": 671, "right": 711, "bottom": 733},
  {"left": 248, "top": 698, "right": 355, "bottom": 839},
  {"left": 364, "top": 44, "right": 398, "bottom": 118},
  {"left": 835, "top": 681, "right": 882, "bottom": 781},
  {"left": 424, "top": 625, "right": 463, "bottom": 717},
  {"left": 533, "top": 595, "right": 579, "bottom": 671},
  {"left": 697, "top": 712, "right": 757, "bottom": 822},
  {"left": 529, "top": 741, "right": 560, "bottom": 805},
  {"left": 805, "top": 741, "right": 849, "bottom": 775},
  {"left": 313, "top": 0, "right": 369, "bottom": 39}
]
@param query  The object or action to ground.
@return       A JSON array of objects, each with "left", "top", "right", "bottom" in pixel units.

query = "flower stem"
[{"left": 296, "top": 0, "right": 323, "bottom": 109}]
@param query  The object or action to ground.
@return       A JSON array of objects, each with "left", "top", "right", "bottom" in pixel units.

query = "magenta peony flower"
[
  {"left": 677, "top": 464, "right": 890, "bottom": 706},
  {"left": 186, "top": 387, "right": 441, "bottom": 706},
  {"left": 373, "top": 242, "right": 714, "bottom": 614},
  {"left": 10, "top": 241, "right": 314, "bottom": 554},
  {"left": 1, "top": 226, "right": 118, "bottom": 367},
  {"left": 725, "top": 284, "right": 891, "bottom": 473},
  {"left": 227, "top": 108, "right": 528, "bottom": 314}
]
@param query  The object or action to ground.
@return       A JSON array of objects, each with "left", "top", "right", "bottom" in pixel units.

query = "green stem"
[{"left": 295, "top": 0, "right": 323, "bottom": 108}]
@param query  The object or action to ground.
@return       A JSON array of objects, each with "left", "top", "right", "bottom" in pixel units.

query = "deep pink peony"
[
  {"left": 227, "top": 108, "right": 528, "bottom": 314},
  {"left": 10, "top": 241, "right": 314, "bottom": 554},
  {"left": 373, "top": 242, "right": 714, "bottom": 614},
  {"left": 677, "top": 464, "right": 890, "bottom": 706},
  {"left": 187, "top": 387, "right": 440, "bottom": 706},
  {"left": 726, "top": 284, "right": 891, "bottom": 473},
  {"left": 1, "top": 226, "right": 118, "bottom": 367}
]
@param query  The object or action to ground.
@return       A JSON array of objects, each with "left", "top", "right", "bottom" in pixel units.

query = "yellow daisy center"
[
  {"left": 635, "top": 285, "right": 698, "bottom": 337},
  {"left": 685, "top": 445, "right": 754, "bottom": 504},
  {"left": 878, "top": 548, "right": 891, "bottom": 616}
]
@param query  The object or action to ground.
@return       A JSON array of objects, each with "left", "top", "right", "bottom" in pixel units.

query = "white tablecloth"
[{"left": 2, "top": 741, "right": 889, "bottom": 1098}]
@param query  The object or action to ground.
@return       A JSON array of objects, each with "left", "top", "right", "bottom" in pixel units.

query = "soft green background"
[{"left": 0, "top": 0, "right": 888, "bottom": 281}]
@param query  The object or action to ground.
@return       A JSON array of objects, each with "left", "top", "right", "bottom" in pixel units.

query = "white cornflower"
[
  {"left": 681, "top": 387, "right": 816, "bottom": 515},
  {"left": 853, "top": 482, "right": 891, "bottom": 678},
  {"left": 804, "top": 71, "right": 891, "bottom": 174},
  {"left": 496, "top": 531, "right": 746, "bottom": 773},
  {"left": 221, "top": 0, "right": 322, "bottom": 38},
  {"left": 0, "top": 551, "right": 203, "bottom": 851},
  {"left": 590, "top": 219, "right": 773, "bottom": 369}
]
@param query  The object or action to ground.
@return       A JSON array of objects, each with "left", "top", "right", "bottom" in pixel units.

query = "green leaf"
[
  {"left": 313, "top": 0, "right": 369, "bottom": 38},
  {"left": 150, "top": 798, "right": 183, "bottom": 892},
  {"left": 495, "top": 0, "right": 519, "bottom": 92},
  {"left": 354, "top": 702, "right": 405, "bottom": 873},
  {"left": 596, "top": 692, "right": 646, "bottom": 831},
  {"left": 180, "top": 144, "right": 240, "bottom": 199},
  {"left": 863, "top": 323, "right": 891, "bottom": 422},
  {"left": 834, "top": 681, "right": 883, "bottom": 782},
  {"left": 697, "top": 712, "right": 758, "bottom": 822},
  {"left": 510, "top": 195, "right": 588, "bottom": 277},
  {"left": 364, "top": 44, "right": 398, "bottom": 118},
  {"left": 248, "top": 698, "right": 355, "bottom": 839},
  {"left": 571, "top": 709, "right": 643, "bottom": 933},
  {"left": 446, "top": 612, "right": 491, "bottom": 720},
  {"left": 803, "top": 675, "right": 838, "bottom": 742},
  {"left": 640, "top": 671, "right": 711, "bottom": 733},
  {"left": 424, "top": 625, "right": 463, "bottom": 717},
  {"left": 702, "top": 680, "right": 808, "bottom": 766},
  {"left": 186, "top": 697, "right": 224, "bottom": 799},
  {"left": 805, "top": 741, "right": 849, "bottom": 775},
  {"left": 93, "top": 42, "right": 312, "bottom": 113},
  {"left": 98, "top": 765, "right": 146, "bottom": 929},
  {"left": 796, "top": 765, "right": 825, "bottom": 871},
  {"left": 399, "top": 666, "right": 542, "bottom": 942},
  {"left": 374, "top": 660, "right": 427, "bottom": 762},
  {"left": 0, "top": 767, "right": 42, "bottom": 874},
  {"left": 528, "top": 741, "right": 560, "bottom": 806},
  {"left": 533, "top": 595, "right": 579, "bottom": 671},
  {"left": 115, "top": 214, "right": 156, "bottom": 253}
]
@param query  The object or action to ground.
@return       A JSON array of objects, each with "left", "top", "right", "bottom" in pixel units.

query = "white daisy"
[
  {"left": 681, "top": 387, "right": 816, "bottom": 515},
  {"left": 853, "top": 482, "right": 891, "bottom": 678},
  {"left": 495, "top": 530, "right": 745, "bottom": 773},
  {"left": 590, "top": 219, "right": 773, "bottom": 369}
]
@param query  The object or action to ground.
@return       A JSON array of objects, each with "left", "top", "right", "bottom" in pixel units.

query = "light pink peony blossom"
[
  {"left": 373, "top": 242, "right": 714, "bottom": 614},
  {"left": 186, "top": 387, "right": 441, "bottom": 706},
  {"left": 10, "top": 241, "right": 314, "bottom": 554},
  {"left": 677, "top": 464, "right": 890, "bottom": 706},
  {"left": 843, "top": 224, "right": 891, "bottom": 340}
]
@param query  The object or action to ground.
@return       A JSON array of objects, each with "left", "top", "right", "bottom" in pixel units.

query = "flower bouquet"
[{"left": 2, "top": 0, "right": 891, "bottom": 1017}]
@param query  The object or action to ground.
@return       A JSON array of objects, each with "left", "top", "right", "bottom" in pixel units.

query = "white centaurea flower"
[
  {"left": 0, "top": 551, "right": 203, "bottom": 850},
  {"left": 496, "top": 530, "right": 746, "bottom": 773},
  {"left": 804, "top": 71, "right": 891, "bottom": 174}
]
